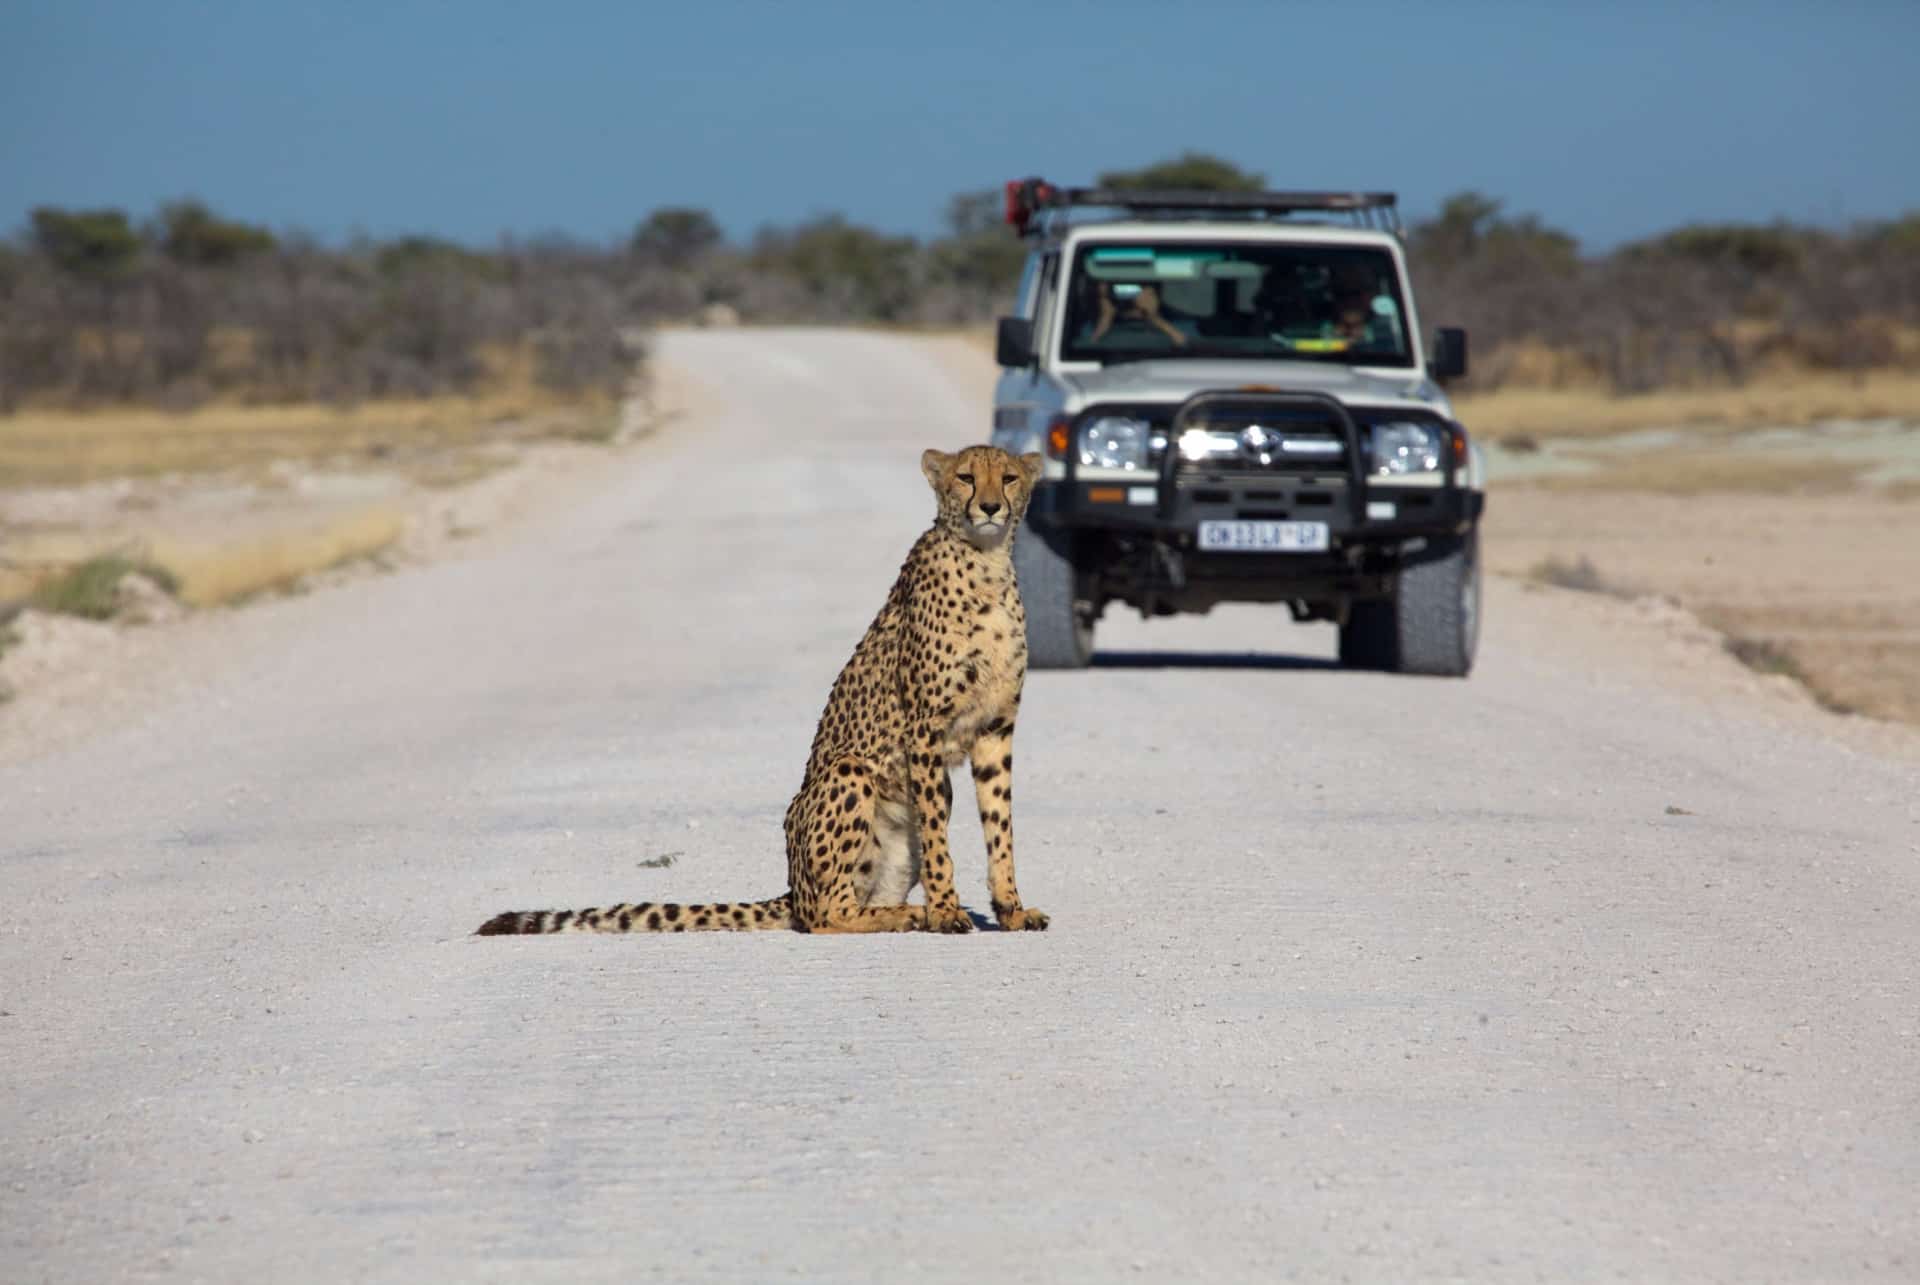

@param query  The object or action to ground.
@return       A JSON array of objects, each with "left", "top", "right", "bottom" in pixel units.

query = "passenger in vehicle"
[
  {"left": 1329, "top": 263, "right": 1392, "bottom": 346},
  {"left": 1254, "top": 261, "right": 1399, "bottom": 355}
]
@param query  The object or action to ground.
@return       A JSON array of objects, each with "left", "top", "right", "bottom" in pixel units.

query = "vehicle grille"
[{"left": 1170, "top": 415, "right": 1352, "bottom": 478}]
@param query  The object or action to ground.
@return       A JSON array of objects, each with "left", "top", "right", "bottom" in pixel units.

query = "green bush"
[
  {"left": 631, "top": 208, "right": 723, "bottom": 264},
  {"left": 751, "top": 216, "right": 919, "bottom": 321},
  {"left": 1871, "top": 212, "right": 1920, "bottom": 252},
  {"left": 1096, "top": 152, "right": 1265, "bottom": 192},
  {"left": 922, "top": 190, "right": 1026, "bottom": 302},
  {"left": 31, "top": 207, "right": 142, "bottom": 277},
  {"left": 30, "top": 555, "right": 179, "bottom": 620},
  {"left": 1627, "top": 223, "right": 1814, "bottom": 276},
  {"left": 374, "top": 236, "right": 501, "bottom": 281},
  {"left": 1412, "top": 192, "right": 1579, "bottom": 273},
  {"left": 159, "top": 200, "right": 276, "bottom": 266}
]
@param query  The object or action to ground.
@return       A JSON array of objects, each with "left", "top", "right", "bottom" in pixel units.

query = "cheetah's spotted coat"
[{"left": 476, "top": 445, "right": 1049, "bottom": 936}]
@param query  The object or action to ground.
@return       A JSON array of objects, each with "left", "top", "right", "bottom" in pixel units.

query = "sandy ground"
[
  {"left": 0, "top": 361, "right": 713, "bottom": 744},
  {"left": 1485, "top": 488, "right": 1920, "bottom": 723},
  {"left": 3, "top": 328, "right": 1919, "bottom": 1282},
  {"left": 0, "top": 374, "right": 674, "bottom": 602}
]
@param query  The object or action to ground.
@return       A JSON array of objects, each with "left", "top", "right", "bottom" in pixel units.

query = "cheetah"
[{"left": 476, "top": 444, "right": 1050, "bottom": 936}]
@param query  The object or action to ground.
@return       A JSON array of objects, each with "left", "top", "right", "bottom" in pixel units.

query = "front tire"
[
  {"left": 1339, "top": 528, "right": 1480, "bottom": 677},
  {"left": 1014, "top": 525, "right": 1094, "bottom": 670}
]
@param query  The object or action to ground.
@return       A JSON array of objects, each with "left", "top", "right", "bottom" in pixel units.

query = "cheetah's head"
[{"left": 922, "top": 445, "right": 1044, "bottom": 550}]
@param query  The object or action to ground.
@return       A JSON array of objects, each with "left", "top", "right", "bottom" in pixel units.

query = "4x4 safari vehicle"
[{"left": 989, "top": 180, "right": 1484, "bottom": 674}]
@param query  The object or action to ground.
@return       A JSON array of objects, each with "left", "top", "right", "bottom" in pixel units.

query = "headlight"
[
  {"left": 1369, "top": 421, "right": 1442, "bottom": 475},
  {"left": 1079, "top": 416, "right": 1149, "bottom": 471}
]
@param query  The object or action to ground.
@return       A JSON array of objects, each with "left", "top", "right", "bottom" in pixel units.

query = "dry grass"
[
  {"left": 0, "top": 389, "right": 616, "bottom": 488},
  {"left": 1784, "top": 638, "right": 1920, "bottom": 725},
  {"left": 0, "top": 348, "right": 625, "bottom": 624},
  {"left": 0, "top": 509, "right": 406, "bottom": 608},
  {"left": 149, "top": 509, "right": 407, "bottom": 605},
  {"left": 1456, "top": 371, "right": 1920, "bottom": 443}
]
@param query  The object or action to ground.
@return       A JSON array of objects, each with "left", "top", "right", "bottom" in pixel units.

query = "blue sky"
[{"left": 3, "top": 1, "right": 1915, "bottom": 252}]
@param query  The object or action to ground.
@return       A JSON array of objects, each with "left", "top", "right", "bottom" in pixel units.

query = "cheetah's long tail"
[{"left": 475, "top": 894, "right": 795, "bottom": 935}]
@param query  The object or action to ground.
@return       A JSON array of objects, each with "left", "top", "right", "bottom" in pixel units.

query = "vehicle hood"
[{"left": 1061, "top": 359, "right": 1446, "bottom": 412}]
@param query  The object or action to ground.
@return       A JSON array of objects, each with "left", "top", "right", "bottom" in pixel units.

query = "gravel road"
[{"left": 4, "top": 328, "right": 1917, "bottom": 1283}]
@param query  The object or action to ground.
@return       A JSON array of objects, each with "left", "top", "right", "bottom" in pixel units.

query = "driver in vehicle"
[{"left": 1085, "top": 281, "right": 1189, "bottom": 348}]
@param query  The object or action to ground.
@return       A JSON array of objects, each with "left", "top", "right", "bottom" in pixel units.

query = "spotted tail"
[{"left": 475, "top": 894, "right": 795, "bottom": 935}]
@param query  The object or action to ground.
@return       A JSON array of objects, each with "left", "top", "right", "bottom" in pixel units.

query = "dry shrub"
[{"left": 1528, "top": 555, "right": 1632, "bottom": 598}]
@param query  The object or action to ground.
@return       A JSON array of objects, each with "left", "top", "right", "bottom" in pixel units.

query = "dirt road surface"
[{"left": 4, "top": 329, "right": 1917, "bottom": 1283}]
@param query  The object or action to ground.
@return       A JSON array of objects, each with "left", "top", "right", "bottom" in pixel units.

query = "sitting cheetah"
[{"left": 477, "top": 444, "right": 1050, "bottom": 936}]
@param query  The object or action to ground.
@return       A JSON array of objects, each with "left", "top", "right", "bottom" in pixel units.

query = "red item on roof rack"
[{"left": 1003, "top": 177, "right": 1056, "bottom": 236}]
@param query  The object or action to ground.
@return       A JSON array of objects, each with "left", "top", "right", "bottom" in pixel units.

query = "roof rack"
[{"left": 1003, "top": 178, "right": 1401, "bottom": 239}]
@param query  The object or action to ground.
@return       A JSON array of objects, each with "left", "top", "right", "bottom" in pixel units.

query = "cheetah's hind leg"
[{"left": 788, "top": 759, "right": 925, "bottom": 933}]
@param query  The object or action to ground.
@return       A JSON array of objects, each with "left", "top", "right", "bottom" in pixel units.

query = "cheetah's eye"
[
  {"left": 956, "top": 472, "right": 974, "bottom": 484},
  {"left": 1002, "top": 474, "right": 1017, "bottom": 486}
]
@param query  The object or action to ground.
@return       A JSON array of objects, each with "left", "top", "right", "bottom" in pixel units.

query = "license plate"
[{"left": 1197, "top": 520, "right": 1330, "bottom": 553}]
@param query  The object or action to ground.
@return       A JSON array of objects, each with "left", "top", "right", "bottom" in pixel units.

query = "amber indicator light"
[{"left": 1047, "top": 419, "right": 1071, "bottom": 458}]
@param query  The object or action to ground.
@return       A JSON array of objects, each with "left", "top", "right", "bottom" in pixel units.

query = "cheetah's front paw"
[
  {"left": 925, "top": 906, "right": 974, "bottom": 934},
  {"left": 996, "top": 906, "right": 1050, "bottom": 932}
]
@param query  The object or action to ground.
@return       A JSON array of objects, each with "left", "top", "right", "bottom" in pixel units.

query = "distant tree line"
[
  {"left": 4, "top": 156, "right": 1918, "bottom": 412},
  {"left": 0, "top": 204, "right": 629, "bottom": 412},
  {"left": 0, "top": 194, "right": 1024, "bottom": 412},
  {"left": 1407, "top": 192, "right": 1920, "bottom": 391}
]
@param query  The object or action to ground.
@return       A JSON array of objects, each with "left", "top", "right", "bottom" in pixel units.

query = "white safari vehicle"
[{"left": 988, "top": 179, "right": 1485, "bottom": 674}]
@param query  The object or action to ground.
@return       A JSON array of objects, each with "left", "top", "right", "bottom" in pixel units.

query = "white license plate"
[{"left": 1197, "top": 520, "right": 1330, "bottom": 553}]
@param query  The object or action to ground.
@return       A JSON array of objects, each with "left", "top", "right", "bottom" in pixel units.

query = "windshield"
[{"left": 1059, "top": 241, "right": 1412, "bottom": 368}]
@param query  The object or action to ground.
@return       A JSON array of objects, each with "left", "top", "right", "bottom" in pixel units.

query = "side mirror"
[
  {"left": 995, "top": 316, "right": 1035, "bottom": 369},
  {"left": 1430, "top": 327, "right": 1468, "bottom": 382}
]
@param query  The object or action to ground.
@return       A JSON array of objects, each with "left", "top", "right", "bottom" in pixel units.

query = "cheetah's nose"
[{"left": 978, "top": 501, "right": 1002, "bottom": 518}]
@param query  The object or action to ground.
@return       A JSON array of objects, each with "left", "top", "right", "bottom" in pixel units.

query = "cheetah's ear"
[
  {"left": 921, "top": 449, "right": 954, "bottom": 489},
  {"left": 1017, "top": 452, "right": 1044, "bottom": 486}
]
